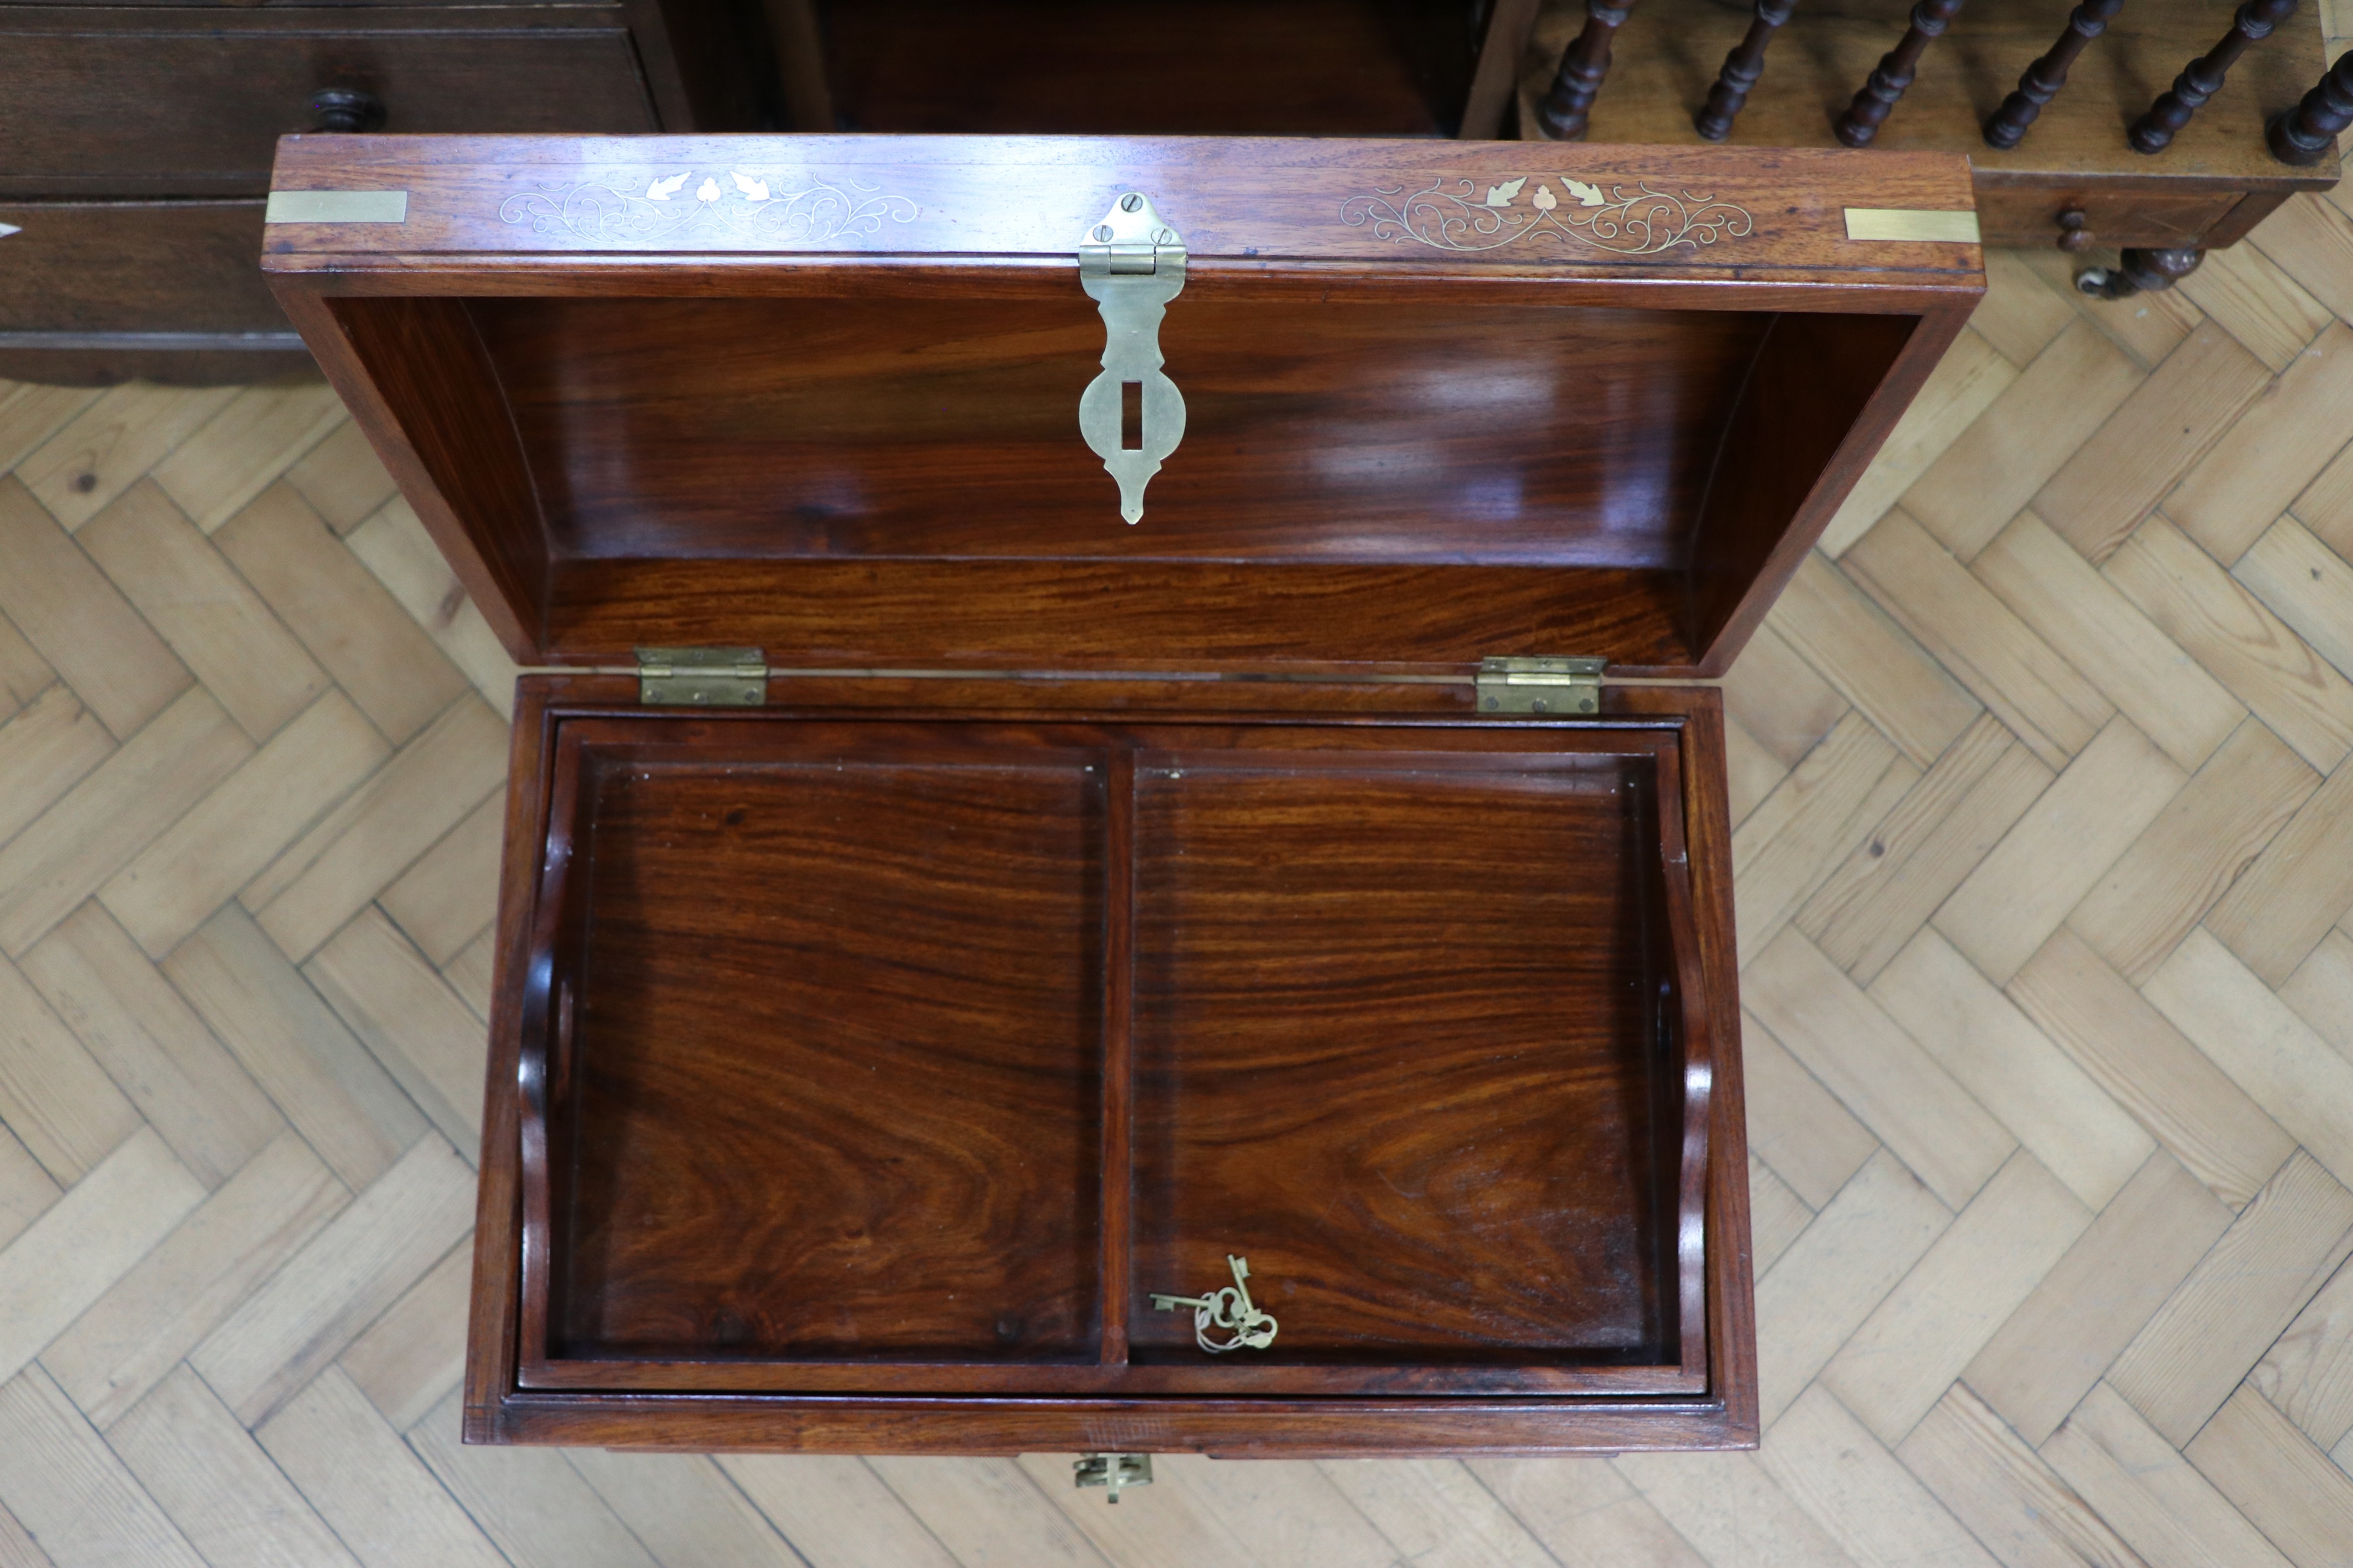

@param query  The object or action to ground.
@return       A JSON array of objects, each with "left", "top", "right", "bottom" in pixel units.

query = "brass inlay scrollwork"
[
  {"left": 498, "top": 169, "right": 916, "bottom": 244},
  {"left": 1342, "top": 176, "right": 1755, "bottom": 257}
]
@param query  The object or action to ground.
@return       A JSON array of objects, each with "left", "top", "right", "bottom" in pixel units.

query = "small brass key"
[{"left": 1151, "top": 1254, "right": 1278, "bottom": 1353}]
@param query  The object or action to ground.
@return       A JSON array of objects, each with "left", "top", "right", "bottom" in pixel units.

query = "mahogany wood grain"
[
  {"left": 464, "top": 675, "right": 566, "bottom": 1444},
  {"left": 1099, "top": 748, "right": 1136, "bottom": 1368},
  {"left": 281, "top": 292, "right": 546, "bottom": 656},
  {"left": 1675, "top": 689, "right": 1757, "bottom": 1441},
  {"left": 546, "top": 559, "right": 1698, "bottom": 673},
  {"left": 542, "top": 723, "right": 1108, "bottom": 1366},
  {"left": 514, "top": 718, "right": 1705, "bottom": 1395},
  {"left": 266, "top": 135, "right": 1977, "bottom": 679},
  {"left": 466, "top": 293, "right": 1768, "bottom": 570},
  {"left": 1128, "top": 743, "right": 1685, "bottom": 1370},
  {"left": 1687, "top": 310, "right": 1951, "bottom": 674},
  {"left": 262, "top": 135, "right": 1982, "bottom": 275}
]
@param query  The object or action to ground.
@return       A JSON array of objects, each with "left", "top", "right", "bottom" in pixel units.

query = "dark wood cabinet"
[
  {"left": 0, "top": 8, "right": 660, "bottom": 195},
  {"left": 262, "top": 131, "right": 1981, "bottom": 1458},
  {"left": 781, "top": 0, "right": 1541, "bottom": 139},
  {"left": 1512, "top": 0, "right": 2339, "bottom": 265},
  {"left": 0, "top": 0, "right": 773, "bottom": 383}
]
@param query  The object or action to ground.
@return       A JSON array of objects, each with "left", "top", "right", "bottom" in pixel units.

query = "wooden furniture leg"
[
  {"left": 1697, "top": 0, "right": 1801, "bottom": 140},
  {"left": 1534, "top": 0, "right": 1644, "bottom": 140},
  {"left": 1984, "top": 0, "right": 2125, "bottom": 148},
  {"left": 2074, "top": 245, "right": 2205, "bottom": 297},
  {"left": 2268, "top": 45, "right": 2353, "bottom": 164},
  {"left": 1837, "top": 0, "right": 1971, "bottom": 146},
  {"left": 2131, "top": 0, "right": 2299, "bottom": 152}
]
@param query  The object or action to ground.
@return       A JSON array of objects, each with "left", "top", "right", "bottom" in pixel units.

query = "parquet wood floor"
[{"left": 3, "top": 184, "right": 2353, "bottom": 1564}]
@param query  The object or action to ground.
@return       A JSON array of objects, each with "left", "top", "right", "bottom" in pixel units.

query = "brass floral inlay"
[
  {"left": 498, "top": 169, "right": 917, "bottom": 243},
  {"left": 1342, "top": 176, "right": 1755, "bottom": 256}
]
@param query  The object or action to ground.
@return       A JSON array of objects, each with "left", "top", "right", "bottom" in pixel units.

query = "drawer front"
[
  {"left": 0, "top": 8, "right": 659, "bottom": 197},
  {"left": 0, "top": 200, "right": 286, "bottom": 333},
  {"left": 1974, "top": 185, "right": 2244, "bottom": 252}
]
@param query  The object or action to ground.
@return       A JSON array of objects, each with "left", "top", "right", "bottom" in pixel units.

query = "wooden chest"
[{"left": 262, "top": 132, "right": 1981, "bottom": 1459}]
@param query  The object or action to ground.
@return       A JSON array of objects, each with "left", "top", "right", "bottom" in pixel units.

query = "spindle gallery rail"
[{"left": 1516, "top": 0, "right": 2341, "bottom": 292}]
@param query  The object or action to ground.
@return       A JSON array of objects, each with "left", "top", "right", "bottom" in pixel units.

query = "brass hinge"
[
  {"left": 1078, "top": 190, "right": 1185, "bottom": 278},
  {"left": 635, "top": 647, "right": 766, "bottom": 707},
  {"left": 1475, "top": 656, "right": 1605, "bottom": 715}
]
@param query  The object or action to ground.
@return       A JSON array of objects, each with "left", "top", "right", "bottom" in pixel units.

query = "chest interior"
[{"left": 264, "top": 131, "right": 1980, "bottom": 1451}]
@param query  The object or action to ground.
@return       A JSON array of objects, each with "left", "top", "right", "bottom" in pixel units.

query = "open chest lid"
[{"left": 263, "top": 134, "right": 1981, "bottom": 679}]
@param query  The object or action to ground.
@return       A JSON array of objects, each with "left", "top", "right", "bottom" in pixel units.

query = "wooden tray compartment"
[{"left": 514, "top": 706, "right": 1709, "bottom": 1410}]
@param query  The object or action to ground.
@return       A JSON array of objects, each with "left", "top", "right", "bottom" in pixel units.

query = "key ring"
[{"left": 1149, "top": 1255, "right": 1279, "bottom": 1353}]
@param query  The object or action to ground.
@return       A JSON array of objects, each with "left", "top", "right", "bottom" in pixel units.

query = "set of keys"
[{"left": 1150, "top": 1254, "right": 1278, "bottom": 1353}]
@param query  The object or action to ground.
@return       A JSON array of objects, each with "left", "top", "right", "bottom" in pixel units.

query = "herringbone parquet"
[{"left": 3, "top": 184, "right": 2353, "bottom": 1566}]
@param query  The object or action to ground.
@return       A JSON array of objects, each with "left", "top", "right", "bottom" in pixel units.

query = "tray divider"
[{"left": 1098, "top": 743, "right": 1137, "bottom": 1366}]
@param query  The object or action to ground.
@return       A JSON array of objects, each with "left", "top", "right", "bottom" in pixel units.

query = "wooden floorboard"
[{"left": 0, "top": 163, "right": 2350, "bottom": 1562}]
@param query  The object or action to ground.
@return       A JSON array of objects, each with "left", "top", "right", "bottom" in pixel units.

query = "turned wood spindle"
[
  {"left": 2130, "top": 0, "right": 2297, "bottom": 153},
  {"left": 1697, "top": 0, "right": 1801, "bottom": 140},
  {"left": 1536, "top": 0, "right": 1644, "bottom": 141},
  {"left": 2269, "top": 45, "right": 2353, "bottom": 164},
  {"left": 1837, "top": 0, "right": 1971, "bottom": 147},
  {"left": 1984, "top": 0, "right": 2125, "bottom": 148}
]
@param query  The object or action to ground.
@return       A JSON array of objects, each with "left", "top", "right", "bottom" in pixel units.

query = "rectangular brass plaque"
[
  {"left": 1843, "top": 208, "right": 1981, "bottom": 243},
  {"left": 264, "top": 191, "right": 409, "bottom": 225}
]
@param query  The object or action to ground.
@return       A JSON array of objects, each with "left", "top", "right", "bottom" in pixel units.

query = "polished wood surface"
[
  {"left": 262, "top": 133, "right": 1983, "bottom": 269},
  {"left": 0, "top": 199, "right": 314, "bottom": 386},
  {"left": 813, "top": 0, "right": 1491, "bottom": 138},
  {"left": 546, "top": 723, "right": 1106, "bottom": 1365},
  {"left": 0, "top": 7, "right": 658, "bottom": 200},
  {"left": 469, "top": 294, "right": 1770, "bottom": 567},
  {"left": 256, "top": 132, "right": 1973, "bottom": 1452},
  {"left": 265, "top": 134, "right": 1979, "bottom": 678},
  {"left": 465, "top": 683, "right": 1749, "bottom": 1448},
  {"left": 0, "top": 202, "right": 288, "bottom": 336},
  {"left": 1129, "top": 742, "right": 1685, "bottom": 1368}
]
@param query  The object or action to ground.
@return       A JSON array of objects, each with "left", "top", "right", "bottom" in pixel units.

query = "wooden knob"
[
  {"left": 309, "top": 87, "right": 386, "bottom": 134},
  {"left": 2057, "top": 208, "right": 2093, "bottom": 252}
]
